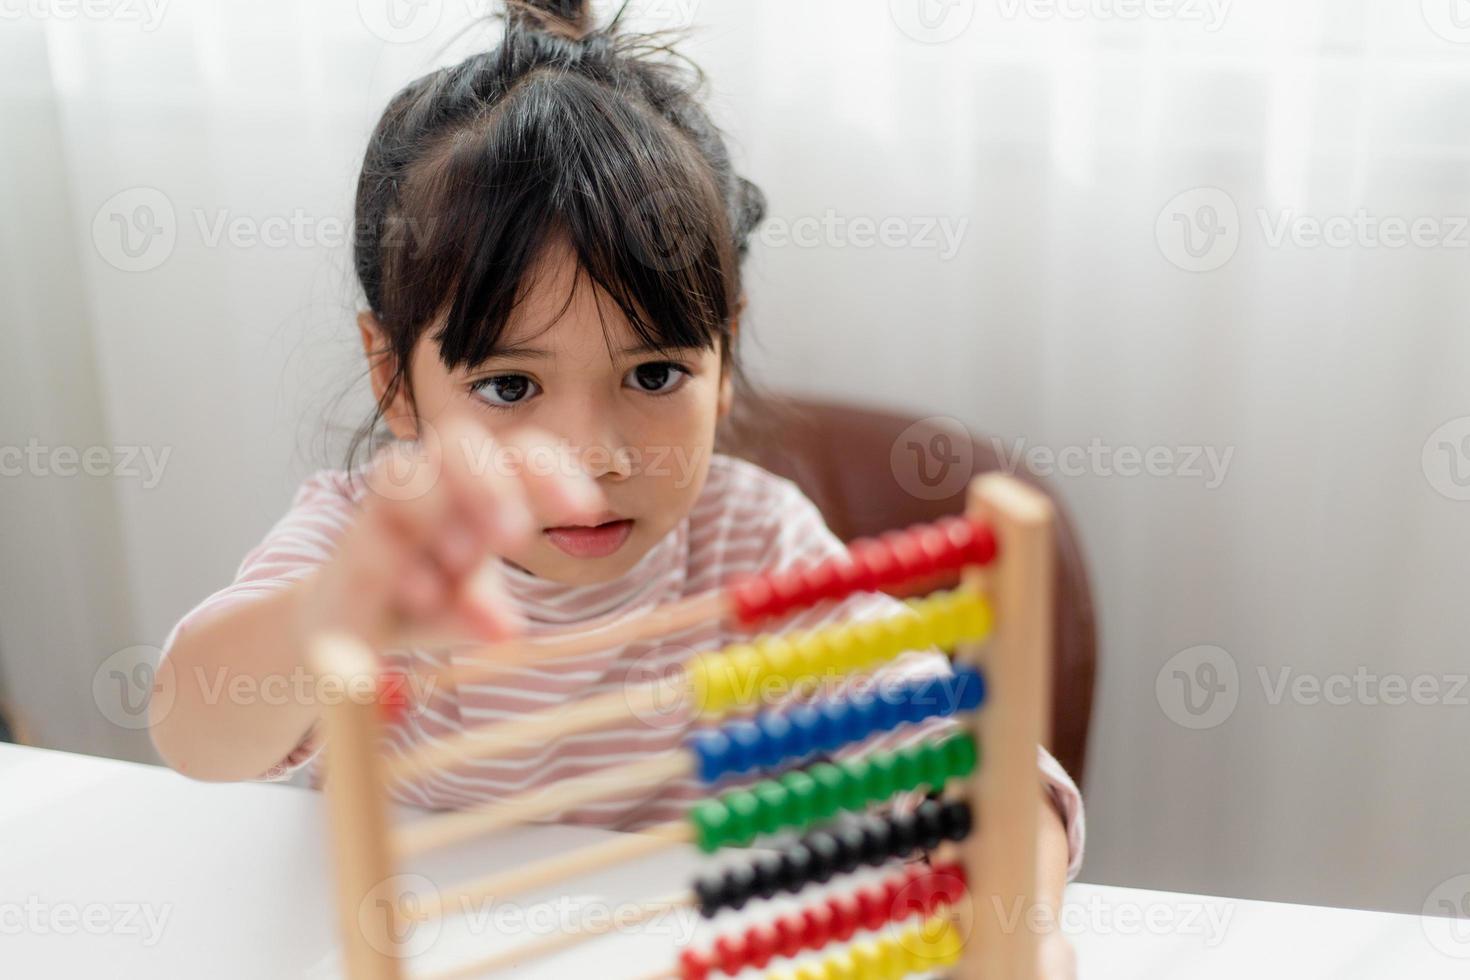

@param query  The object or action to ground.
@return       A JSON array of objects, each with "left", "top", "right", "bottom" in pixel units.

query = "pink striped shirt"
[{"left": 161, "top": 453, "right": 1084, "bottom": 876}]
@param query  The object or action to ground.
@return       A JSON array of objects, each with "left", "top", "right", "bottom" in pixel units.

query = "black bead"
[
  {"left": 859, "top": 817, "right": 892, "bottom": 864},
  {"left": 889, "top": 811, "right": 918, "bottom": 858},
  {"left": 833, "top": 823, "right": 867, "bottom": 873},
  {"left": 806, "top": 832, "right": 840, "bottom": 884},
  {"left": 941, "top": 800, "right": 973, "bottom": 842},
  {"left": 724, "top": 863, "right": 757, "bottom": 910},
  {"left": 694, "top": 873, "right": 727, "bottom": 918},
  {"left": 780, "top": 843, "right": 814, "bottom": 893},
  {"left": 915, "top": 800, "right": 944, "bottom": 851},
  {"left": 753, "top": 852, "right": 783, "bottom": 900}
]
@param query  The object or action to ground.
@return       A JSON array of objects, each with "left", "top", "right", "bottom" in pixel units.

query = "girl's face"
[{"left": 363, "top": 236, "right": 733, "bottom": 586}]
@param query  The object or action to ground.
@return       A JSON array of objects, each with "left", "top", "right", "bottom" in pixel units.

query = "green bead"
[
  {"left": 691, "top": 800, "right": 730, "bottom": 853},
  {"left": 755, "top": 781, "right": 789, "bottom": 835},
  {"left": 865, "top": 752, "right": 897, "bottom": 803},
  {"left": 838, "top": 758, "right": 871, "bottom": 810},
  {"left": 810, "top": 763, "right": 845, "bottom": 821},
  {"left": 892, "top": 746, "right": 922, "bottom": 793},
  {"left": 725, "top": 790, "right": 761, "bottom": 845},
  {"left": 780, "top": 770, "right": 817, "bottom": 829},
  {"left": 945, "top": 733, "right": 978, "bottom": 779},
  {"left": 917, "top": 740, "right": 948, "bottom": 788}
]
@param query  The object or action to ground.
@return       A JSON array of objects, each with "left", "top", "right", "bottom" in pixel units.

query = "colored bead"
[
  {"left": 944, "top": 732, "right": 979, "bottom": 779},
  {"left": 832, "top": 823, "right": 866, "bottom": 874},
  {"left": 757, "top": 635, "right": 800, "bottom": 689},
  {"left": 725, "top": 790, "right": 761, "bottom": 845},
  {"left": 781, "top": 843, "right": 813, "bottom": 892},
  {"left": 730, "top": 575, "right": 777, "bottom": 625},
  {"left": 802, "top": 903, "right": 834, "bottom": 951},
  {"left": 726, "top": 720, "right": 761, "bottom": 775},
  {"left": 914, "top": 525, "right": 952, "bottom": 575},
  {"left": 889, "top": 811, "right": 918, "bottom": 857},
  {"left": 690, "top": 729, "right": 732, "bottom": 783},
  {"left": 864, "top": 752, "right": 897, "bottom": 802},
  {"left": 753, "top": 852, "right": 784, "bottom": 899},
  {"left": 915, "top": 799, "right": 945, "bottom": 851},
  {"left": 966, "top": 517, "right": 998, "bottom": 565},
  {"left": 828, "top": 892, "right": 860, "bottom": 942},
  {"left": 678, "top": 947, "right": 712, "bottom": 980},
  {"left": 856, "top": 883, "right": 889, "bottom": 931},
  {"left": 693, "top": 873, "right": 726, "bottom": 918},
  {"left": 848, "top": 941, "right": 883, "bottom": 980},
  {"left": 810, "top": 763, "right": 846, "bottom": 822},
  {"left": 774, "top": 912, "right": 806, "bottom": 957},
  {"left": 891, "top": 746, "right": 921, "bottom": 793},
  {"left": 725, "top": 863, "right": 757, "bottom": 910},
  {"left": 954, "top": 664, "right": 986, "bottom": 711},
  {"left": 873, "top": 687, "right": 904, "bottom": 731},
  {"left": 712, "top": 934, "right": 746, "bottom": 975},
  {"left": 858, "top": 818, "right": 891, "bottom": 865},
  {"left": 847, "top": 539, "right": 889, "bottom": 591},
  {"left": 780, "top": 770, "right": 817, "bottom": 829},
  {"left": 746, "top": 922, "right": 778, "bottom": 969},
  {"left": 787, "top": 704, "right": 820, "bottom": 759},
  {"left": 755, "top": 712, "right": 793, "bottom": 770},
  {"left": 691, "top": 800, "right": 730, "bottom": 853},
  {"left": 754, "top": 781, "right": 789, "bottom": 836},
  {"left": 941, "top": 800, "right": 973, "bottom": 841},
  {"left": 806, "top": 830, "right": 839, "bottom": 884},
  {"left": 916, "top": 741, "right": 947, "bottom": 789}
]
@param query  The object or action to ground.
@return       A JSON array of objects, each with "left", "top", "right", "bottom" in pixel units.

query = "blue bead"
[
  {"left": 912, "top": 675, "right": 948, "bottom": 720},
  {"left": 689, "top": 729, "right": 731, "bottom": 783},
  {"left": 787, "top": 704, "right": 820, "bottom": 759},
  {"left": 818, "top": 700, "right": 848, "bottom": 751},
  {"left": 875, "top": 684, "right": 905, "bottom": 730},
  {"left": 756, "top": 712, "right": 793, "bottom": 770},
  {"left": 955, "top": 665, "right": 986, "bottom": 711},
  {"left": 728, "top": 720, "right": 762, "bottom": 775},
  {"left": 849, "top": 692, "right": 880, "bottom": 739},
  {"left": 834, "top": 697, "right": 864, "bottom": 744}
]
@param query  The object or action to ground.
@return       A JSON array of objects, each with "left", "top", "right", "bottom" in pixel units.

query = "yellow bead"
[
  {"left": 930, "top": 918, "right": 963, "bottom": 965},
  {"left": 851, "top": 620, "right": 888, "bottom": 669},
  {"left": 821, "top": 956, "right": 858, "bottom": 980},
  {"left": 827, "top": 626, "right": 864, "bottom": 675},
  {"left": 757, "top": 635, "right": 800, "bottom": 689},
  {"left": 793, "top": 632, "right": 831, "bottom": 685},
  {"left": 874, "top": 935, "right": 907, "bottom": 980},
  {"left": 893, "top": 608, "right": 928, "bottom": 653},
  {"left": 929, "top": 594, "right": 964, "bottom": 650},
  {"left": 848, "top": 941, "right": 883, "bottom": 980},
  {"left": 794, "top": 964, "right": 826, "bottom": 980},
  {"left": 958, "top": 592, "right": 993, "bottom": 642},
  {"left": 687, "top": 655, "right": 724, "bottom": 716}
]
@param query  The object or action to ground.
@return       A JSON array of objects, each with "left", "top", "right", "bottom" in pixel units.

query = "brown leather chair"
[{"left": 718, "top": 397, "right": 1097, "bottom": 788}]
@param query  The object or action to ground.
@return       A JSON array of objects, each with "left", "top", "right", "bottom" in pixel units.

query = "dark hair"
[{"left": 345, "top": 0, "right": 767, "bottom": 469}]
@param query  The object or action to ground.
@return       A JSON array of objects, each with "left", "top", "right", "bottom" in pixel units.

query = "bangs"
[{"left": 377, "top": 68, "right": 739, "bottom": 370}]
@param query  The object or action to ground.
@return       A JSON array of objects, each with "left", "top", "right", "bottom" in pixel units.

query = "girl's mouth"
[{"left": 543, "top": 518, "right": 635, "bottom": 559}]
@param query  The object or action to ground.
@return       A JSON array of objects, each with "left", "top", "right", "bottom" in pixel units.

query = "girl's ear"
[{"left": 357, "top": 311, "right": 417, "bottom": 440}]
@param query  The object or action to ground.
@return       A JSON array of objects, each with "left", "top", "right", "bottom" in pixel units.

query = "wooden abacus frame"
[{"left": 312, "top": 473, "right": 1055, "bottom": 980}]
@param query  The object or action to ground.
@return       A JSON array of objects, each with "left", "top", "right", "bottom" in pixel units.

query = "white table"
[{"left": 0, "top": 744, "right": 1462, "bottom": 979}]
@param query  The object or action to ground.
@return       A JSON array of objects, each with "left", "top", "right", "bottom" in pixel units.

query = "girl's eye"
[
  {"left": 471, "top": 374, "right": 539, "bottom": 407},
  {"left": 627, "top": 361, "right": 690, "bottom": 394}
]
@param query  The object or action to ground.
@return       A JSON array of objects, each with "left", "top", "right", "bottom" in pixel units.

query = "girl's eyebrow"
[{"left": 475, "top": 340, "right": 697, "bottom": 366}]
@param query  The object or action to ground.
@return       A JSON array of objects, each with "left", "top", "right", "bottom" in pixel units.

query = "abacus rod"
[
  {"left": 395, "top": 753, "right": 695, "bottom": 857},
  {"left": 386, "top": 681, "right": 672, "bottom": 784},
  {"left": 416, "top": 893, "right": 691, "bottom": 980},
  {"left": 422, "top": 821, "right": 695, "bottom": 921}
]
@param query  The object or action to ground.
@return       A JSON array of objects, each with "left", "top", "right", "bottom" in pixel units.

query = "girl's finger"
[
  {"left": 435, "top": 414, "right": 536, "bottom": 551},
  {"left": 497, "top": 425, "right": 607, "bottom": 524}
]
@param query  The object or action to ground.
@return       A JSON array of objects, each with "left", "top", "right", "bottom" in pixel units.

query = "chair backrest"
[{"left": 718, "top": 398, "right": 1097, "bottom": 788}]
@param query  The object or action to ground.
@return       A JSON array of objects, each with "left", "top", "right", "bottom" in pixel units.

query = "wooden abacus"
[{"left": 312, "top": 473, "right": 1055, "bottom": 980}]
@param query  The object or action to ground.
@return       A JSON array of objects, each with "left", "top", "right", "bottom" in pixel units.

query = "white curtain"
[{"left": 5, "top": 0, "right": 1470, "bottom": 916}]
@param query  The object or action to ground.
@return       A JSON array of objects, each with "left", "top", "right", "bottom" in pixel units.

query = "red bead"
[
  {"left": 827, "top": 894, "right": 861, "bottom": 942},
  {"left": 713, "top": 935, "right": 747, "bottom": 976},
  {"left": 774, "top": 913, "right": 807, "bottom": 957},
  {"left": 801, "top": 560, "right": 844, "bottom": 603},
  {"left": 934, "top": 863, "right": 968, "bottom": 906},
  {"left": 801, "top": 903, "right": 834, "bottom": 951},
  {"left": 730, "top": 575, "right": 777, "bottom": 625},
  {"left": 856, "top": 883, "right": 889, "bottom": 930},
  {"left": 768, "top": 569, "right": 808, "bottom": 616},
  {"left": 850, "top": 539, "right": 896, "bottom": 591},
  {"left": 744, "top": 923, "right": 778, "bottom": 969},
  {"left": 830, "top": 556, "right": 866, "bottom": 596},
  {"left": 916, "top": 525, "right": 954, "bottom": 573},
  {"left": 678, "top": 948, "right": 713, "bottom": 980},
  {"left": 884, "top": 530, "right": 932, "bottom": 580},
  {"left": 967, "top": 517, "right": 998, "bottom": 565}
]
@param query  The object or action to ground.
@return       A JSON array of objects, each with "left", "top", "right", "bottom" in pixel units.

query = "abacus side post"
[
  {"left": 312, "top": 634, "right": 403, "bottom": 980},
  {"left": 960, "top": 474, "right": 1055, "bottom": 980}
]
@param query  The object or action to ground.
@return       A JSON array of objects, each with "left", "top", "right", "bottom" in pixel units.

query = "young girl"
[{"left": 150, "top": 0, "right": 1082, "bottom": 970}]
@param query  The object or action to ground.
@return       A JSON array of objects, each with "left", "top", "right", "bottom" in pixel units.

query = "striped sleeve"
[
  {"left": 752, "top": 473, "right": 1086, "bottom": 879},
  {"left": 157, "top": 469, "right": 360, "bottom": 782}
]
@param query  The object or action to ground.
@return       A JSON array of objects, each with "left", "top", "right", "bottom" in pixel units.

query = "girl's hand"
[
  {"left": 1040, "top": 931, "right": 1078, "bottom": 980},
  {"left": 299, "top": 413, "right": 604, "bottom": 652}
]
